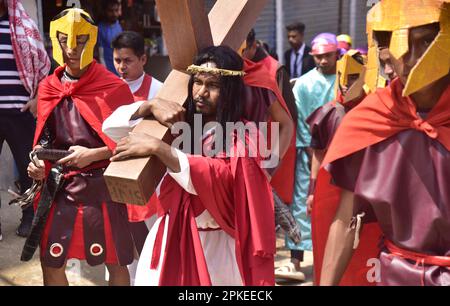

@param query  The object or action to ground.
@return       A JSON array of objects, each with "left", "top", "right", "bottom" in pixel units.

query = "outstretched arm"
[{"left": 320, "top": 189, "right": 357, "bottom": 285}]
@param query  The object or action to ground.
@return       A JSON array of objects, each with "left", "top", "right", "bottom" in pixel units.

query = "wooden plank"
[
  {"left": 104, "top": 70, "right": 190, "bottom": 205},
  {"left": 104, "top": 1, "right": 212, "bottom": 205},
  {"left": 156, "top": 0, "right": 213, "bottom": 71},
  {"left": 104, "top": 0, "right": 268, "bottom": 205},
  {"left": 209, "top": 0, "right": 269, "bottom": 49}
]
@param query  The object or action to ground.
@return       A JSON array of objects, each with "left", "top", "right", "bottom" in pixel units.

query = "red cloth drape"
[
  {"left": 244, "top": 59, "right": 296, "bottom": 204},
  {"left": 312, "top": 79, "right": 450, "bottom": 285}
]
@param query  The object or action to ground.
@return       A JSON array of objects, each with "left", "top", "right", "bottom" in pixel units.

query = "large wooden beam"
[
  {"left": 104, "top": 70, "right": 190, "bottom": 204},
  {"left": 209, "top": 0, "right": 269, "bottom": 50},
  {"left": 156, "top": 0, "right": 213, "bottom": 71},
  {"left": 104, "top": 0, "right": 268, "bottom": 205}
]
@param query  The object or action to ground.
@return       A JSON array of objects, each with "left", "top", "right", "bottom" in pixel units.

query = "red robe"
[
  {"left": 244, "top": 59, "right": 296, "bottom": 204},
  {"left": 132, "top": 73, "right": 153, "bottom": 102},
  {"left": 312, "top": 79, "right": 450, "bottom": 285},
  {"left": 33, "top": 61, "right": 135, "bottom": 265},
  {"left": 152, "top": 131, "right": 275, "bottom": 286}
]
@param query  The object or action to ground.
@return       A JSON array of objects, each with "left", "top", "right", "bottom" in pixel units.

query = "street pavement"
[{"left": 0, "top": 143, "right": 313, "bottom": 286}]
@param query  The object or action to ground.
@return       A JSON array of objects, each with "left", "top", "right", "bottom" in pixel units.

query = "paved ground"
[
  {"left": 0, "top": 144, "right": 313, "bottom": 286},
  {"left": 275, "top": 234, "right": 313, "bottom": 286}
]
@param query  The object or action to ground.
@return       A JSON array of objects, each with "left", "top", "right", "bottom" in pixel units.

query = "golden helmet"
[
  {"left": 337, "top": 34, "right": 353, "bottom": 51},
  {"left": 337, "top": 49, "right": 365, "bottom": 89},
  {"left": 50, "top": 8, "right": 98, "bottom": 70},
  {"left": 366, "top": 0, "right": 450, "bottom": 96},
  {"left": 364, "top": 12, "right": 388, "bottom": 94},
  {"left": 335, "top": 49, "right": 366, "bottom": 103}
]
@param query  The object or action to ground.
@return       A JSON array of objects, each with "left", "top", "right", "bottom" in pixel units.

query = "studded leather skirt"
[{"left": 39, "top": 167, "right": 135, "bottom": 268}]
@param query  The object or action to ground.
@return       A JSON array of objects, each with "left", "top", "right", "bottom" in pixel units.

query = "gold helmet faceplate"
[
  {"left": 50, "top": 8, "right": 98, "bottom": 69},
  {"left": 366, "top": 0, "right": 450, "bottom": 96}
]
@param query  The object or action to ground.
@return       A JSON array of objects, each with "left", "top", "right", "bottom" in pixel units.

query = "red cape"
[
  {"left": 312, "top": 79, "right": 450, "bottom": 285},
  {"left": 244, "top": 59, "right": 296, "bottom": 204},
  {"left": 34, "top": 61, "right": 134, "bottom": 150},
  {"left": 153, "top": 133, "right": 275, "bottom": 286}
]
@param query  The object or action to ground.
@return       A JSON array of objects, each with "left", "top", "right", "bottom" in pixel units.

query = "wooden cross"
[{"left": 104, "top": 0, "right": 269, "bottom": 205}]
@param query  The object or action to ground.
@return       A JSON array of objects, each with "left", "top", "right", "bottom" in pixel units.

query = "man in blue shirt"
[{"left": 98, "top": 0, "right": 123, "bottom": 75}]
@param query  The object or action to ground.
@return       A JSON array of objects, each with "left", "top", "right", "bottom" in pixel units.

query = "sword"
[{"left": 20, "top": 165, "right": 65, "bottom": 262}]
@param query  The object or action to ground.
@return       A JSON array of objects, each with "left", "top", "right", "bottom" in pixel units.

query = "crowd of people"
[{"left": 0, "top": 0, "right": 449, "bottom": 286}]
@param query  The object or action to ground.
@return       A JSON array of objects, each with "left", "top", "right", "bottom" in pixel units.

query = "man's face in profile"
[{"left": 378, "top": 48, "right": 396, "bottom": 81}]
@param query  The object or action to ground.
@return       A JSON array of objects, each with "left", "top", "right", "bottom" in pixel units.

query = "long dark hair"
[
  {"left": 186, "top": 46, "right": 245, "bottom": 127},
  {"left": 185, "top": 46, "right": 245, "bottom": 153}
]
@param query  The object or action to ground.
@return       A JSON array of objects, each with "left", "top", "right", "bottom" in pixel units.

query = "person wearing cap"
[
  {"left": 275, "top": 33, "right": 339, "bottom": 282},
  {"left": 306, "top": 49, "right": 366, "bottom": 206},
  {"left": 318, "top": 0, "right": 450, "bottom": 286},
  {"left": 337, "top": 34, "right": 353, "bottom": 52}
]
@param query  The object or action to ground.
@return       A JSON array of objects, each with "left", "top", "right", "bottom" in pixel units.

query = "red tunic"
[
  {"left": 132, "top": 73, "right": 153, "bottom": 102},
  {"left": 313, "top": 79, "right": 450, "bottom": 285},
  {"left": 35, "top": 62, "right": 136, "bottom": 267},
  {"left": 151, "top": 131, "right": 275, "bottom": 286}
]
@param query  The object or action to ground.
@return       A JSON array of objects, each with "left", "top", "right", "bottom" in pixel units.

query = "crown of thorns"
[{"left": 186, "top": 64, "right": 246, "bottom": 77}]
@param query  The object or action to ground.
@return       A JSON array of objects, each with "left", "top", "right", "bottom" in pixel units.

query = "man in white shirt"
[
  {"left": 111, "top": 30, "right": 163, "bottom": 285},
  {"left": 113, "top": 31, "right": 163, "bottom": 101}
]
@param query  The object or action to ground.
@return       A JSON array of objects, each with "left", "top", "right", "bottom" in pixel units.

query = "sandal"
[{"left": 275, "top": 262, "right": 305, "bottom": 281}]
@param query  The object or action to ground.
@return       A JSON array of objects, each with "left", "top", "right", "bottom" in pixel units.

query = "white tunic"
[{"left": 102, "top": 73, "right": 162, "bottom": 144}]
